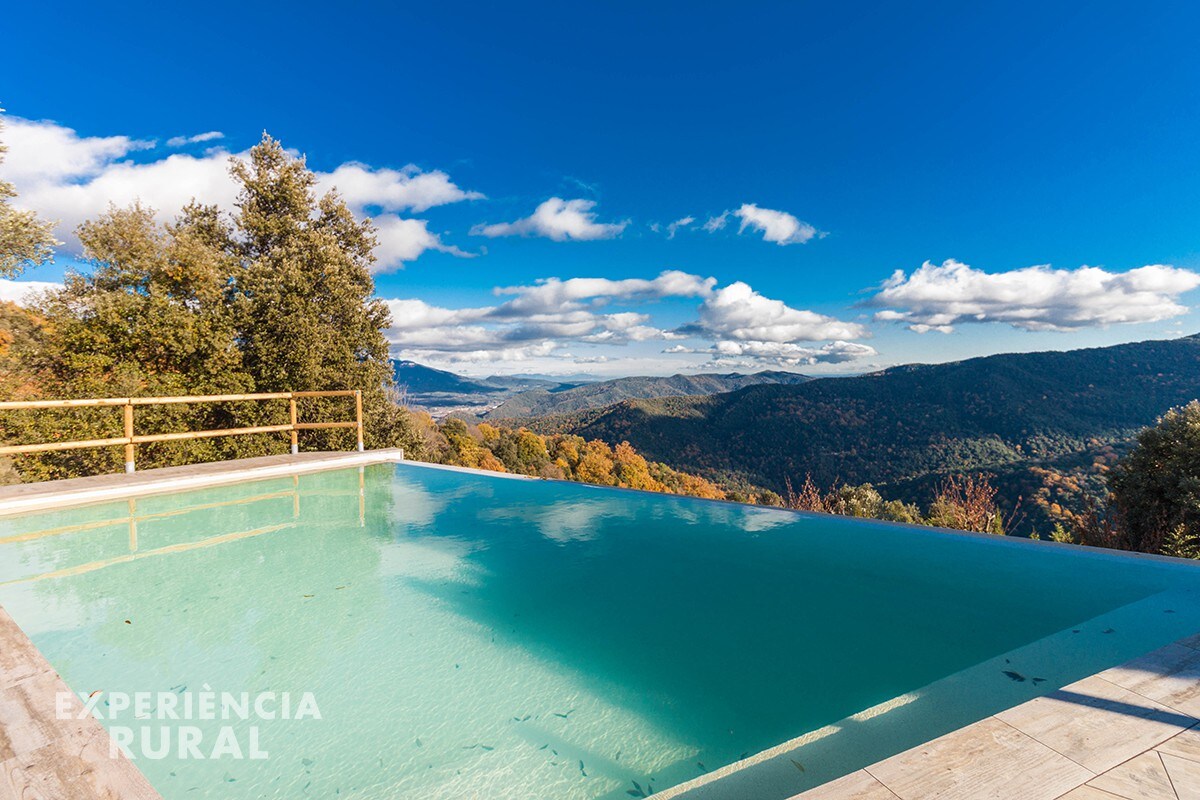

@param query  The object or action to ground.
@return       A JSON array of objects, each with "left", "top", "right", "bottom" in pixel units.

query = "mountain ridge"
[
  {"left": 521, "top": 335, "right": 1200, "bottom": 511},
  {"left": 485, "top": 369, "right": 813, "bottom": 419}
]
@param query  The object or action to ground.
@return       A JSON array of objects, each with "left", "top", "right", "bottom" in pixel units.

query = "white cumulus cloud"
[
  {"left": 0, "top": 117, "right": 481, "bottom": 271},
  {"left": 383, "top": 270, "right": 717, "bottom": 363},
  {"left": 733, "top": 203, "right": 821, "bottom": 245},
  {"left": 318, "top": 162, "right": 484, "bottom": 214},
  {"left": 663, "top": 281, "right": 873, "bottom": 368},
  {"left": 471, "top": 197, "right": 627, "bottom": 241},
  {"left": 872, "top": 259, "right": 1200, "bottom": 333},
  {"left": 372, "top": 217, "right": 474, "bottom": 274},
  {"left": 491, "top": 270, "right": 715, "bottom": 316},
  {"left": 688, "top": 281, "right": 868, "bottom": 342},
  {"left": 382, "top": 270, "right": 873, "bottom": 370}
]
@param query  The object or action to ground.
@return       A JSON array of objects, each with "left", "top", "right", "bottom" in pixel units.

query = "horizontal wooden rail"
[
  {"left": 132, "top": 423, "right": 295, "bottom": 444},
  {"left": 0, "top": 390, "right": 364, "bottom": 472},
  {"left": 131, "top": 393, "right": 294, "bottom": 406},
  {"left": 0, "top": 436, "right": 132, "bottom": 455},
  {"left": 0, "top": 398, "right": 131, "bottom": 410}
]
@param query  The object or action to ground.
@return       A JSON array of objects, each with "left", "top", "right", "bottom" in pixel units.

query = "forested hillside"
[
  {"left": 527, "top": 335, "right": 1200, "bottom": 526},
  {"left": 487, "top": 370, "right": 812, "bottom": 419}
]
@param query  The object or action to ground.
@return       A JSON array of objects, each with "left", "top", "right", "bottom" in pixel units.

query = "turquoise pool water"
[{"left": 1, "top": 461, "right": 1199, "bottom": 799}]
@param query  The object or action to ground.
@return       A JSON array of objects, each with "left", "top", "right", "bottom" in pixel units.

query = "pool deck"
[
  {"left": 1, "top": 452, "right": 1200, "bottom": 798},
  {"left": 795, "top": 633, "right": 1200, "bottom": 800}
]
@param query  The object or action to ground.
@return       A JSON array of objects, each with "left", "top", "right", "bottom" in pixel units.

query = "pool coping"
[{"left": 0, "top": 448, "right": 407, "bottom": 516}]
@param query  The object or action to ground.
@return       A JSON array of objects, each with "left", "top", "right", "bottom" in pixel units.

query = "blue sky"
[{"left": 4, "top": 0, "right": 1200, "bottom": 376}]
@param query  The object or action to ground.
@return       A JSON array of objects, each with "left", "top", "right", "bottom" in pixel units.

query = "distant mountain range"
[
  {"left": 390, "top": 360, "right": 815, "bottom": 419},
  {"left": 521, "top": 335, "right": 1200, "bottom": 525},
  {"left": 486, "top": 370, "right": 813, "bottom": 418},
  {"left": 392, "top": 360, "right": 571, "bottom": 394}
]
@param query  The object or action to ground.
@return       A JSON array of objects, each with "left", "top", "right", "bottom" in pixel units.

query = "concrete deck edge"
[{"left": 0, "top": 449, "right": 406, "bottom": 516}]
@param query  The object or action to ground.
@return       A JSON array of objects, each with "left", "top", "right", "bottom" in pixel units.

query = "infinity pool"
[{"left": 1, "top": 461, "right": 1198, "bottom": 799}]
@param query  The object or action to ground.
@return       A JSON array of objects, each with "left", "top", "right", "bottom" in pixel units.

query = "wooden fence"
[{"left": 0, "top": 390, "right": 363, "bottom": 473}]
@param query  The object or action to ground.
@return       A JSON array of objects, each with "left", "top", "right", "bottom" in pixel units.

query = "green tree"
[
  {"left": 4, "top": 133, "right": 429, "bottom": 480},
  {"left": 1108, "top": 401, "right": 1200, "bottom": 553},
  {"left": 11, "top": 203, "right": 259, "bottom": 479},
  {"left": 229, "top": 135, "right": 413, "bottom": 452},
  {"left": 0, "top": 113, "right": 57, "bottom": 277},
  {"left": 828, "top": 483, "right": 884, "bottom": 518}
]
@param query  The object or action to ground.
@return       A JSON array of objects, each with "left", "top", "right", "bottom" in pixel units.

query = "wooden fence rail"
[{"left": 0, "top": 390, "right": 364, "bottom": 472}]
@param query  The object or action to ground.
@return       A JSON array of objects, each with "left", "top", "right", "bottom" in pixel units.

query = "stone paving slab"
[{"left": 795, "top": 635, "right": 1200, "bottom": 800}]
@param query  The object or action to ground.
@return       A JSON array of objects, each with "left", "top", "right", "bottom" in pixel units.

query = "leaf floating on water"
[
  {"left": 1002, "top": 670, "right": 1026, "bottom": 682},
  {"left": 790, "top": 759, "right": 805, "bottom": 773}
]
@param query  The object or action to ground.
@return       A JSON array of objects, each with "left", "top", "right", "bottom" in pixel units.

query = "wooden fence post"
[
  {"left": 123, "top": 401, "right": 135, "bottom": 473},
  {"left": 355, "top": 390, "right": 364, "bottom": 452},
  {"left": 289, "top": 395, "right": 299, "bottom": 455}
]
